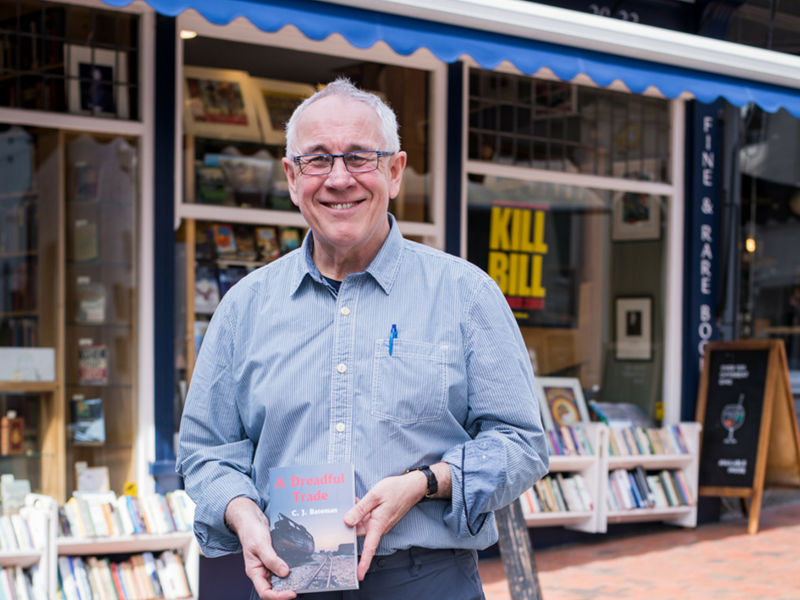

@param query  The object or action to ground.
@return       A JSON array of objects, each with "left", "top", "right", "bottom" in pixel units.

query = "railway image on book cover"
[{"left": 268, "top": 463, "right": 358, "bottom": 593}]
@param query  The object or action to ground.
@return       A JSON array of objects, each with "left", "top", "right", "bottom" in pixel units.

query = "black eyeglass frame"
[{"left": 293, "top": 151, "right": 395, "bottom": 175}]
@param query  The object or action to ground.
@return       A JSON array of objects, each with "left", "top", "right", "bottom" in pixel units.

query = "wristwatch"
[{"left": 404, "top": 465, "right": 438, "bottom": 500}]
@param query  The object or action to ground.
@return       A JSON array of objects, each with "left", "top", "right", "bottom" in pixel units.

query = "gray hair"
[{"left": 285, "top": 77, "right": 400, "bottom": 158}]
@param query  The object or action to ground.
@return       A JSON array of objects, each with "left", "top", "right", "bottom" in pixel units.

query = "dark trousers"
[{"left": 257, "top": 547, "right": 485, "bottom": 600}]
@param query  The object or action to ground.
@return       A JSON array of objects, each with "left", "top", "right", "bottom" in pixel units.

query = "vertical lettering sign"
[
  {"left": 487, "top": 202, "right": 549, "bottom": 320},
  {"left": 683, "top": 100, "right": 722, "bottom": 421}
]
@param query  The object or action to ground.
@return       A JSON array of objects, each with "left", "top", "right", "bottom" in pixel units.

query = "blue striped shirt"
[{"left": 177, "top": 214, "right": 548, "bottom": 557}]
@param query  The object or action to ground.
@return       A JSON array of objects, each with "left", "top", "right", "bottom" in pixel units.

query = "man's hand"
[
  {"left": 344, "top": 463, "right": 451, "bottom": 581},
  {"left": 225, "top": 497, "right": 296, "bottom": 600}
]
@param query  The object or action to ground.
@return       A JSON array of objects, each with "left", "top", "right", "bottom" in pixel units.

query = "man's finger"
[
  {"left": 345, "top": 493, "right": 377, "bottom": 526},
  {"left": 357, "top": 529, "right": 382, "bottom": 581}
]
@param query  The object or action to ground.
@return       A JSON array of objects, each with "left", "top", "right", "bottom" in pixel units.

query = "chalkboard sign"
[
  {"left": 696, "top": 340, "right": 800, "bottom": 534},
  {"left": 698, "top": 348, "right": 770, "bottom": 489}
]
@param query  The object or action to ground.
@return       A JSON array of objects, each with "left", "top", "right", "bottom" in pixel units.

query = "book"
[
  {"left": 75, "top": 280, "right": 106, "bottom": 323},
  {"left": 70, "top": 161, "right": 99, "bottom": 201},
  {"left": 72, "top": 219, "right": 99, "bottom": 262},
  {"left": 194, "top": 320, "right": 210, "bottom": 358},
  {"left": 211, "top": 223, "right": 238, "bottom": 258},
  {"left": 278, "top": 227, "right": 302, "bottom": 254},
  {"left": 0, "top": 414, "right": 24, "bottom": 455},
  {"left": 218, "top": 266, "right": 247, "bottom": 299},
  {"left": 70, "top": 396, "right": 105, "bottom": 443},
  {"left": 268, "top": 462, "right": 358, "bottom": 593},
  {"left": 194, "top": 265, "right": 220, "bottom": 314},
  {"left": 255, "top": 226, "right": 281, "bottom": 263},
  {"left": 234, "top": 225, "right": 257, "bottom": 260},
  {"left": 196, "top": 165, "right": 230, "bottom": 205},
  {"left": 78, "top": 344, "right": 108, "bottom": 385},
  {"left": 589, "top": 401, "right": 655, "bottom": 428}
]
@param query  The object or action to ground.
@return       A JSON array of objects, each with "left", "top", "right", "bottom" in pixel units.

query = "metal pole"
[{"left": 495, "top": 500, "right": 544, "bottom": 600}]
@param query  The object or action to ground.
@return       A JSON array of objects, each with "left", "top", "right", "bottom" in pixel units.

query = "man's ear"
[
  {"left": 388, "top": 151, "right": 407, "bottom": 200},
  {"left": 282, "top": 157, "right": 300, "bottom": 207}
]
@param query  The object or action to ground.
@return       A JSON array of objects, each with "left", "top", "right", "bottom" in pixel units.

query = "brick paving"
[{"left": 479, "top": 503, "right": 800, "bottom": 600}]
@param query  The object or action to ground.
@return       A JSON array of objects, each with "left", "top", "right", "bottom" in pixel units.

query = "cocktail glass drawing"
[{"left": 721, "top": 393, "right": 746, "bottom": 444}]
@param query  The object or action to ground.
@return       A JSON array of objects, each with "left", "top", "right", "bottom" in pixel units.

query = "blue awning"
[{"left": 105, "top": 0, "right": 800, "bottom": 118}]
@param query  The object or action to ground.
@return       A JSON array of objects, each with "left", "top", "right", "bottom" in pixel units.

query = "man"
[{"left": 177, "top": 78, "right": 548, "bottom": 600}]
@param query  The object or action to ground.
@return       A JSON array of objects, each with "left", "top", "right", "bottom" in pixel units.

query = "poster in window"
[
  {"left": 612, "top": 191, "right": 661, "bottom": 241},
  {"left": 66, "top": 45, "right": 129, "bottom": 119},
  {"left": 183, "top": 67, "right": 262, "bottom": 142},
  {"left": 616, "top": 297, "right": 653, "bottom": 360}
]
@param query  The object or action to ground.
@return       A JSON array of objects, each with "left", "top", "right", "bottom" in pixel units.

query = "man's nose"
[{"left": 325, "top": 156, "right": 355, "bottom": 187}]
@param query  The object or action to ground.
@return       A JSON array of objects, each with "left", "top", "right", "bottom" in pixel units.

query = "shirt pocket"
[{"left": 371, "top": 338, "right": 448, "bottom": 425}]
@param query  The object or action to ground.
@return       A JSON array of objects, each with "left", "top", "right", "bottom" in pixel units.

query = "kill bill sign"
[{"left": 487, "top": 201, "right": 549, "bottom": 315}]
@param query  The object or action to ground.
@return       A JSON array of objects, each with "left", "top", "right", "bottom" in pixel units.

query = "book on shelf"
[
  {"left": 0, "top": 412, "right": 24, "bottom": 455},
  {"left": 211, "top": 223, "right": 237, "bottom": 258},
  {"left": 75, "top": 279, "right": 106, "bottom": 323},
  {"left": 255, "top": 226, "right": 281, "bottom": 263},
  {"left": 1, "top": 476, "right": 31, "bottom": 515},
  {"left": 59, "top": 491, "right": 195, "bottom": 539},
  {"left": 589, "top": 401, "right": 654, "bottom": 427},
  {"left": 521, "top": 473, "right": 593, "bottom": 516},
  {"left": 78, "top": 343, "right": 108, "bottom": 385},
  {"left": 194, "top": 320, "right": 209, "bottom": 358},
  {"left": 70, "top": 396, "right": 105, "bottom": 443},
  {"left": 278, "top": 227, "right": 302, "bottom": 254},
  {"left": 70, "top": 161, "right": 99, "bottom": 201},
  {"left": 194, "top": 265, "right": 220, "bottom": 315},
  {"left": 607, "top": 424, "right": 690, "bottom": 457},
  {"left": 545, "top": 425, "right": 593, "bottom": 457},
  {"left": 195, "top": 165, "right": 230, "bottom": 205},
  {"left": 0, "top": 564, "right": 45, "bottom": 600},
  {"left": 218, "top": 266, "right": 248, "bottom": 299},
  {"left": 72, "top": 219, "right": 99, "bottom": 262},
  {"left": 268, "top": 462, "right": 358, "bottom": 593},
  {"left": 234, "top": 225, "right": 257, "bottom": 261},
  {"left": 607, "top": 468, "right": 694, "bottom": 511}
]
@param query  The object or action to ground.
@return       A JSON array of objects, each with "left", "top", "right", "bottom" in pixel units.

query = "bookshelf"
[
  {"left": 599, "top": 422, "right": 702, "bottom": 531},
  {"left": 521, "top": 422, "right": 606, "bottom": 533}
]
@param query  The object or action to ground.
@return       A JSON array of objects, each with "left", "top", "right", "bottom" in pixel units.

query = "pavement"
[{"left": 478, "top": 500, "right": 800, "bottom": 600}]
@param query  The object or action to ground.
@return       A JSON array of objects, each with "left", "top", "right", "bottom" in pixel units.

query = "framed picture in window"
[
  {"left": 611, "top": 190, "right": 661, "bottom": 241},
  {"left": 66, "top": 45, "right": 129, "bottom": 119},
  {"left": 536, "top": 377, "right": 590, "bottom": 431},
  {"left": 252, "top": 78, "right": 316, "bottom": 146},
  {"left": 615, "top": 296, "right": 653, "bottom": 361},
  {"left": 183, "top": 66, "right": 262, "bottom": 142}
]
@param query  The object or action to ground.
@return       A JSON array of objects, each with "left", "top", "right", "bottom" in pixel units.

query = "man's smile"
[{"left": 322, "top": 199, "right": 366, "bottom": 210}]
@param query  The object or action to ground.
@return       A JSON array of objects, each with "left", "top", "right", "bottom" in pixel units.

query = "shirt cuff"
[
  {"left": 190, "top": 476, "right": 265, "bottom": 557},
  {"left": 442, "top": 436, "right": 507, "bottom": 539}
]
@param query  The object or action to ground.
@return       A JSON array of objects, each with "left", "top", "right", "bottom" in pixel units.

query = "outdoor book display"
[
  {"left": 0, "top": 493, "right": 55, "bottom": 600},
  {"left": 521, "top": 377, "right": 702, "bottom": 533},
  {"left": 696, "top": 340, "right": 800, "bottom": 534}
]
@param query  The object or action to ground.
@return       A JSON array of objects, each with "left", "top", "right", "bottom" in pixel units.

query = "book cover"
[
  {"left": 70, "top": 396, "right": 105, "bottom": 443},
  {"left": 255, "top": 226, "right": 281, "bottom": 263},
  {"left": 0, "top": 415, "right": 24, "bottom": 455},
  {"left": 194, "top": 320, "right": 210, "bottom": 357},
  {"left": 234, "top": 226, "right": 257, "bottom": 261},
  {"left": 194, "top": 266, "right": 220, "bottom": 315},
  {"left": 268, "top": 462, "right": 358, "bottom": 594},
  {"left": 70, "top": 162, "right": 99, "bottom": 201},
  {"left": 72, "top": 219, "right": 99, "bottom": 262},
  {"left": 196, "top": 165, "right": 230, "bottom": 205},
  {"left": 78, "top": 344, "right": 108, "bottom": 385},
  {"left": 278, "top": 227, "right": 302, "bottom": 254},
  {"left": 218, "top": 266, "right": 248, "bottom": 299},
  {"left": 75, "top": 281, "right": 106, "bottom": 323},
  {"left": 211, "top": 224, "right": 238, "bottom": 257}
]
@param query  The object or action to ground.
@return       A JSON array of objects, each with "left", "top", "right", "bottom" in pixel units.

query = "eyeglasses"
[{"left": 293, "top": 151, "right": 394, "bottom": 176}]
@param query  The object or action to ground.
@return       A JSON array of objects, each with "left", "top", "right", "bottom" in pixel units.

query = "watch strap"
[{"left": 404, "top": 465, "right": 438, "bottom": 500}]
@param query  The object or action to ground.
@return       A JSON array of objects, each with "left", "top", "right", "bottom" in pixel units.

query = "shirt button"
[
  {"left": 341, "top": 307, "right": 350, "bottom": 316},
  {"left": 336, "top": 423, "right": 345, "bottom": 433},
  {"left": 337, "top": 363, "right": 347, "bottom": 373}
]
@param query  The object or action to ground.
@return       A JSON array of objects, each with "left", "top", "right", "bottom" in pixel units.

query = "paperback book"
[
  {"left": 194, "top": 266, "right": 220, "bottom": 315},
  {"left": 255, "top": 226, "right": 281, "bottom": 263},
  {"left": 78, "top": 344, "right": 108, "bottom": 385},
  {"left": 70, "top": 396, "right": 105, "bottom": 443},
  {"left": 268, "top": 462, "right": 358, "bottom": 594}
]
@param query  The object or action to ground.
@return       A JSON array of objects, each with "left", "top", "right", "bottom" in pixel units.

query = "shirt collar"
[{"left": 289, "top": 213, "right": 404, "bottom": 297}]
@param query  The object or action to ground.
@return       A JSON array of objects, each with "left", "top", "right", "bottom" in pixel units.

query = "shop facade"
[{"left": 3, "top": 1, "right": 800, "bottom": 595}]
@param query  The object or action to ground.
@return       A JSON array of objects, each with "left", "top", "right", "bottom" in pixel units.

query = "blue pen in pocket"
[{"left": 389, "top": 324, "right": 397, "bottom": 356}]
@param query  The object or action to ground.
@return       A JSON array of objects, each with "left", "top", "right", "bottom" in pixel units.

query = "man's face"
[{"left": 283, "top": 96, "right": 406, "bottom": 261}]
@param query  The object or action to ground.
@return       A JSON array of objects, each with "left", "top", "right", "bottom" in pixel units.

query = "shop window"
[
  {"left": 466, "top": 174, "right": 667, "bottom": 420},
  {"left": 739, "top": 107, "right": 800, "bottom": 377},
  {"left": 468, "top": 69, "right": 671, "bottom": 183},
  {"left": 0, "top": 0, "right": 139, "bottom": 120},
  {"left": 181, "top": 37, "right": 432, "bottom": 223}
]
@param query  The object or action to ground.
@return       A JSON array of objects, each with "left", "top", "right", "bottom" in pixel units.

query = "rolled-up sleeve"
[
  {"left": 442, "top": 279, "right": 549, "bottom": 538},
  {"left": 176, "top": 299, "right": 264, "bottom": 556}
]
